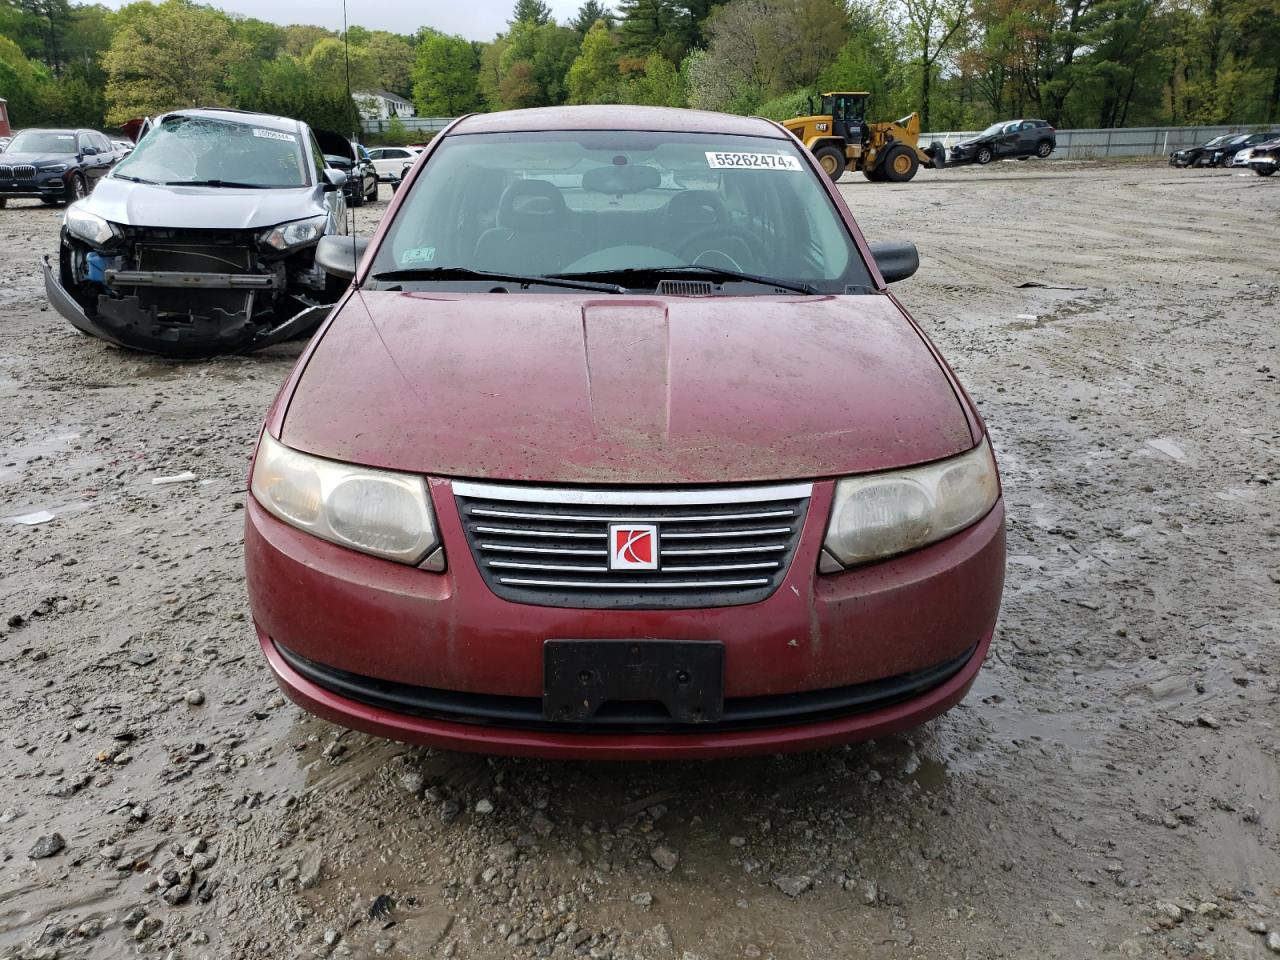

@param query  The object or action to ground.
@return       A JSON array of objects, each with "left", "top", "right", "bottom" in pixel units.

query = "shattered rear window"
[{"left": 113, "top": 116, "right": 308, "bottom": 188}]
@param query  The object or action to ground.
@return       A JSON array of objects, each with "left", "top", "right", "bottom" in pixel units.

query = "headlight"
[
  {"left": 64, "top": 204, "right": 121, "bottom": 247},
  {"left": 821, "top": 437, "right": 999, "bottom": 570},
  {"left": 259, "top": 215, "right": 328, "bottom": 252},
  {"left": 43, "top": 164, "right": 67, "bottom": 174},
  {"left": 251, "top": 433, "right": 443, "bottom": 567}
]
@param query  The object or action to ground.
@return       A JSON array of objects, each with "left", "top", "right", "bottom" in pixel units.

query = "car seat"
[{"left": 472, "top": 179, "right": 582, "bottom": 275}]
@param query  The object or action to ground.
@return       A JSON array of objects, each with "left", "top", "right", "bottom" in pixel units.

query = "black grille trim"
[
  {"left": 454, "top": 483, "right": 811, "bottom": 609},
  {"left": 276, "top": 640, "right": 976, "bottom": 734}
]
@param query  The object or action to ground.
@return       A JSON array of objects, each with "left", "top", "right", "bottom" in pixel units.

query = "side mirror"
[
  {"left": 315, "top": 235, "right": 370, "bottom": 281},
  {"left": 868, "top": 240, "right": 919, "bottom": 284},
  {"left": 323, "top": 168, "right": 347, "bottom": 191}
]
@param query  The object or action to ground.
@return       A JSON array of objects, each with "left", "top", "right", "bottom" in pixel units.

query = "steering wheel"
[{"left": 677, "top": 224, "right": 763, "bottom": 270}]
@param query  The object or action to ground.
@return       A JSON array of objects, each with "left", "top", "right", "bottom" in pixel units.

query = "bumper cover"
[{"left": 246, "top": 481, "right": 1006, "bottom": 759}]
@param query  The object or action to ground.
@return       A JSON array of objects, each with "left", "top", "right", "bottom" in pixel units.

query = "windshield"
[
  {"left": 980, "top": 123, "right": 1006, "bottom": 137},
  {"left": 367, "top": 130, "right": 871, "bottom": 294},
  {"left": 7, "top": 130, "right": 77, "bottom": 154},
  {"left": 112, "top": 115, "right": 309, "bottom": 188}
]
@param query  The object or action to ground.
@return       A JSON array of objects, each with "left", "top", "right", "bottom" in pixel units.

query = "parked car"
[
  {"left": 366, "top": 145, "right": 422, "bottom": 181},
  {"left": 1249, "top": 136, "right": 1280, "bottom": 176},
  {"left": 1203, "top": 131, "right": 1277, "bottom": 167},
  {"left": 43, "top": 107, "right": 350, "bottom": 357},
  {"left": 0, "top": 127, "right": 120, "bottom": 208},
  {"left": 111, "top": 138, "right": 134, "bottom": 157},
  {"left": 244, "top": 105, "right": 1007, "bottom": 760},
  {"left": 320, "top": 134, "right": 378, "bottom": 207},
  {"left": 0, "top": 136, "right": 10, "bottom": 152},
  {"left": 950, "top": 119, "right": 1055, "bottom": 165},
  {"left": 1169, "top": 134, "right": 1235, "bottom": 167}
]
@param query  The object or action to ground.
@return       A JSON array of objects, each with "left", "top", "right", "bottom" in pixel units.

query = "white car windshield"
[
  {"left": 112, "top": 115, "right": 309, "bottom": 188},
  {"left": 369, "top": 130, "right": 871, "bottom": 293}
]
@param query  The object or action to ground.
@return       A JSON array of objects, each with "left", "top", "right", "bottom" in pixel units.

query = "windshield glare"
[
  {"left": 8, "top": 130, "right": 78, "bottom": 154},
  {"left": 368, "top": 130, "right": 869, "bottom": 293},
  {"left": 113, "top": 116, "right": 308, "bottom": 188},
  {"left": 981, "top": 123, "right": 1006, "bottom": 136}
]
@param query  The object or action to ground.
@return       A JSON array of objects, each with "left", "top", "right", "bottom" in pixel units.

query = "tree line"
[{"left": 1, "top": 0, "right": 1276, "bottom": 137}]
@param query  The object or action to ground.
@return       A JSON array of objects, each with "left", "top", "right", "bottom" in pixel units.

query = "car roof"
[
  {"left": 450, "top": 105, "right": 784, "bottom": 139},
  {"left": 158, "top": 107, "right": 301, "bottom": 134}
]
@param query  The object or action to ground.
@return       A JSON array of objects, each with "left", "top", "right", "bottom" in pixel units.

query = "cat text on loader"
[{"left": 783, "top": 92, "right": 946, "bottom": 183}]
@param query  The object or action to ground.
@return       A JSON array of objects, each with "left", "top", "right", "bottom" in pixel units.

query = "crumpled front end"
[{"left": 47, "top": 224, "right": 336, "bottom": 357}]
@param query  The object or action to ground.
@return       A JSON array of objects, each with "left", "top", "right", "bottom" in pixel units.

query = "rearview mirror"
[
  {"left": 323, "top": 168, "right": 347, "bottom": 191},
  {"left": 315, "top": 235, "right": 369, "bottom": 281},
  {"left": 868, "top": 240, "right": 919, "bottom": 284}
]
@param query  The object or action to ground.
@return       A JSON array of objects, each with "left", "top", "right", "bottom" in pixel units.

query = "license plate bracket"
[{"left": 543, "top": 639, "right": 724, "bottom": 723}]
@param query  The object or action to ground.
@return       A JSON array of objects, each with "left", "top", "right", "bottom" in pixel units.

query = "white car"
[
  {"left": 1231, "top": 147, "right": 1255, "bottom": 168},
  {"left": 366, "top": 146, "right": 423, "bottom": 181}
]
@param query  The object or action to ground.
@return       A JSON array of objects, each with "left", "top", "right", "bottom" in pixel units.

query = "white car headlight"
[
  {"left": 64, "top": 204, "right": 120, "bottom": 247},
  {"left": 821, "top": 437, "right": 999, "bottom": 570},
  {"left": 251, "top": 433, "right": 443, "bottom": 568},
  {"left": 259, "top": 215, "right": 328, "bottom": 252}
]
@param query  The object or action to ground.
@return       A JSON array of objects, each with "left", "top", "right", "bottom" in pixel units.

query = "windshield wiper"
[
  {"left": 161, "top": 179, "right": 273, "bottom": 189},
  {"left": 113, "top": 173, "right": 158, "bottom": 184},
  {"left": 553, "top": 265, "right": 817, "bottom": 295},
  {"left": 370, "top": 267, "right": 626, "bottom": 294}
]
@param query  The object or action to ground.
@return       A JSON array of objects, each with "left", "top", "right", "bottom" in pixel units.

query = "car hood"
[
  {"left": 1, "top": 152, "right": 72, "bottom": 165},
  {"left": 955, "top": 135, "right": 992, "bottom": 147},
  {"left": 281, "top": 291, "right": 975, "bottom": 485},
  {"left": 80, "top": 177, "right": 324, "bottom": 230}
]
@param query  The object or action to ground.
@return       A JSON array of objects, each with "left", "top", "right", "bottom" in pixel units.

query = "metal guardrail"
[{"left": 921, "top": 123, "right": 1279, "bottom": 159}]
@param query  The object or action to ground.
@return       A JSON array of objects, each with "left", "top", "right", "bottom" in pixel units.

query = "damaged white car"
[{"left": 42, "top": 108, "right": 350, "bottom": 357}]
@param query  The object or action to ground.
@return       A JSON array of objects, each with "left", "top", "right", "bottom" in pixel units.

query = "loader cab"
[{"left": 821, "top": 92, "right": 869, "bottom": 144}]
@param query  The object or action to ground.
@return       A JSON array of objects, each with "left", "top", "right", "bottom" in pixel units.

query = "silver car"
[{"left": 43, "top": 108, "right": 350, "bottom": 357}]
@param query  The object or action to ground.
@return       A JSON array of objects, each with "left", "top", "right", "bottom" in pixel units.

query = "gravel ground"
[{"left": 0, "top": 163, "right": 1277, "bottom": 960}]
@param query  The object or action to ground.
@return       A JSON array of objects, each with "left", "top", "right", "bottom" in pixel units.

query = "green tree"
[
  {"left": 510, "top": 0, "right": 553, "bottom": 25},
  {"left": 571, "top": 0, "right": 615, "bottom": 34},
  {"left": 499, "top": 19, "right": 581, "bottom": 106},
  {"left": 566, "top": 18, "right": 620, "bottom": 101},
  {"left": 304, "top": 35, "right": 376, "bottom": 93},
  {"left": 619, "top": 51, "right": 684, "bottom": 104},
  {"left": 617, "top": 0, "right": 680, "bottom": 58},
  {"left": 413, "top": 29, "right": 481, "bottom": 114},
  {"left": 102, "top": 1, "right": 248, "bottom": 122},
  {"left": 898, "top": 0, "right": 971, "bottom": 130},
  {"left": 364, "top": 31, "right": 416, "bottom": 96},
  {"left": 0, "top": 33, "right": 51, "bottom": 125}
]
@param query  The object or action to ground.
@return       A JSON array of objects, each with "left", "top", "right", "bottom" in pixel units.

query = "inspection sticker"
[
  {"left": 253, "top": 128, "right": 297, "bottom": 142},
  {"left": 705, "top": 151, "right": 801, "bottom": 171},
  {"left": 402, "top": 246, "right": 436, "bottom": 263}
]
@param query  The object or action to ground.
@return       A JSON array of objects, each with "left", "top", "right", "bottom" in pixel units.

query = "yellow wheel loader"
[{"left": 782, "top": 92, "right": 946, "bottom": 183}]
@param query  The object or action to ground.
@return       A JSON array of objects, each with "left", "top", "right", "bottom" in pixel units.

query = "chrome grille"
[
  {"left": 0, "top": 165, "right": 37, "bottom": 180},
  {"left": 454, "top": 481, "right": 812, "bottom": 609}
]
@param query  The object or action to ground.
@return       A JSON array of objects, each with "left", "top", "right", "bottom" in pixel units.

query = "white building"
[{"left": 354, "top": 90, "right": 416, "bottom": 121}]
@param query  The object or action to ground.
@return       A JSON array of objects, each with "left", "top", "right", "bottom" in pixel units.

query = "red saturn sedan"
[{"left": 245, "top": 106, "right": 1006, "bottom": 760}]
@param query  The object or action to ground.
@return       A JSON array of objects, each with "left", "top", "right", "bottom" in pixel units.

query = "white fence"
[
  {"left": 360, "top": 116, "right": 455, "bottom": 136},
  {"left": 920, "top": 123, "right": 1279, "bottom": 159},
  {"left": 361, "top": 117, "right": 1276, "bottom": 157}
]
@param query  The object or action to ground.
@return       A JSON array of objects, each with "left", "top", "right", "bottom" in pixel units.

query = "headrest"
[{"left": 498, "top": 179, "right": 567, "bottom": 229}]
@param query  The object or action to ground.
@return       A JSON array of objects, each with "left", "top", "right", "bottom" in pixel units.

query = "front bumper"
[
  {"left": 246, "top": 479, "right": 1006, "bottom": 759},
  {"left": 0, "top": 176, "right": 70, "bottom": 201}
]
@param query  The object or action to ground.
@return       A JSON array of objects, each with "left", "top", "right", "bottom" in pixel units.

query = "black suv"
[
  {"left": 0, "top": 128, "right": 121, "bottom": 208},
  {"left": 951, "top": 119, "right": 1056, "bottom": 165}
]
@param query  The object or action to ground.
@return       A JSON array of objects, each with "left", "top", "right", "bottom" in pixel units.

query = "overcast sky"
[{"left": 99, "top": 0, "right": 588, "bottom": 41}]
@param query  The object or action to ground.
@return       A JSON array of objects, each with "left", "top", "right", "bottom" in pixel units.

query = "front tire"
[
  {"left": 67, "top": 174, "right": 87, "bottom": 203},
  {"left": 883, "top": 146, "right": 919, "bottom": 182},
  {"left": 1035, "top": 140, "right": 1053, "bottom": 158},
  {"left": 365, "top": 179, "right": 378, "bottom": 202},
  {"left": 1257, "top": 167, "right": 1275, "bottom": 177},
  {"left": 814, "top": 145, "right": 846, "bottom": 182},
  {"left": 975, "top": 146, "right": 993, "bottom": 165}
]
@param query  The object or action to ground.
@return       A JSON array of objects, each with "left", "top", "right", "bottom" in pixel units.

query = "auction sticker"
[
  {"left": 705, "top": 151, "right": 801, "bottom": 171},
  {"left": 253, "top": 128, "right": 297, "bottom": 142}
]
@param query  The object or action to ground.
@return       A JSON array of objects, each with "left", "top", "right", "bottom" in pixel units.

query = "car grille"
[
  {"left": 0, "top": 165, "right": 36, "bottom": 181},
  {"left": 453, "top": 480, "right": 812, "bottom": 609}
]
